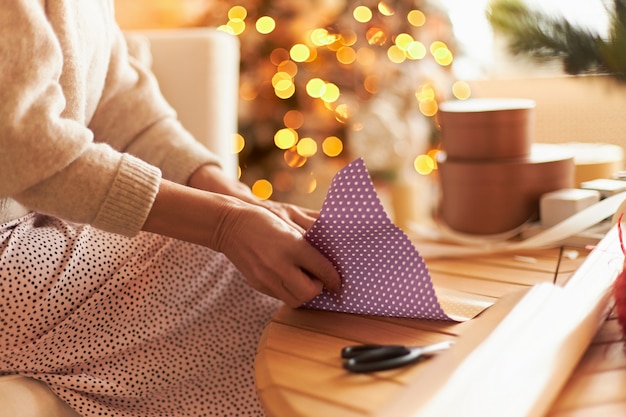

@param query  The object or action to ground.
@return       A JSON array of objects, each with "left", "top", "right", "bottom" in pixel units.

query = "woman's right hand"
[
  {"left": 143, "top": 179, "right": 341, "bottom": 307},
  {"left": 210, "top": 198, "right": 340, "bottom": 307}
]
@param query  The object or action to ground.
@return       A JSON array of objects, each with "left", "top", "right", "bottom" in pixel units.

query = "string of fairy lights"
[{"left": 216, "top": 2, "right": 472, "bottom": 200}]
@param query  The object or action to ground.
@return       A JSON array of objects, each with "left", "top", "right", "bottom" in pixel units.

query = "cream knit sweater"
[{"left": 0, "top": 0, "right": 221, "bottom": 236}]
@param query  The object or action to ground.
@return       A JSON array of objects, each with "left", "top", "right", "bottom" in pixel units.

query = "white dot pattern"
[
  {"left": 303, "top": 158, "right": 450, "bottom": 320},
  {"left": 0, "top": 213, "right": 281, "bottom": 416}
]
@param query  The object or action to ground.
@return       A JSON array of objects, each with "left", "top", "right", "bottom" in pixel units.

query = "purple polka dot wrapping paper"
[{"left": 303, "top": 158, "right": 492, "bottom": 321}]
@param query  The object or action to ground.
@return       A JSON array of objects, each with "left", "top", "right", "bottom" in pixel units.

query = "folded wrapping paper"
[{"left": 303, "top": 158, "right": 490, "bottom": 321}]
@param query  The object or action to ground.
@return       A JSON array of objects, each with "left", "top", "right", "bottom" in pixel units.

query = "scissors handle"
[
  {"left": 341, "top": 344, "right": 405, "bottom": 359},
  {"left": 342, "top": 341, "right": 452, "bottom": 373},
  {"left": 343, "top": 345, "right": 421, "bottom": 373}
]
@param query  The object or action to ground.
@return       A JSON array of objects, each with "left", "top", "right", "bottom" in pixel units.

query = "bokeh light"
[
  {"left": 322, "top": 136, "right": 344, "bottom": 157},
  {"left": 334, "top": 104, "right": 351, "bottom": 123},
  {"left": 353, "top": 6, "right": 373, "bottom": 23},
  {"left": 274, "top": 128, "right": 298, "bottom": 149},
  {"left": 366, "top": 27, "right": 387, "bottom": 46},
  {"left": 306, "top": 78, "right": 327, "bottom": 98},
  {"left": 283, "top": 110, "right": 304, "bottom": 129},
  {"left": 296, "top": 137, "right": 318, "bottom": 157},
  {"left": 232, "top": 133, "right": 245, "bottom": 154},
  {"left": 452, "top": 80, "right": 472, "bottom": 99},
  {"left": 414, "top": 154, "right": 436, "bottom": 175},
  {"left": 408, "top": 10, "right": 426, "bottom": 27},
  {"left": 226, "top": 19, "right": 246, "bottom": 35},
  {"left": 406, "top": 41, "right": 427, "bottom": 60},
  {"left": 321, "top": 83, "right": 340, "bottom": 103},
  {"left": 256, "top": 16, "right": 276, "bottom": 34},
  {"left": 284, "top": 148, "right": 307, "bottom": 168},
  {"left": 395, "top": 33, "right": 414, "bottom": 50},
  {"left": 205, "top": 1, "right": 458, "bottom": 202},
  {"left": 228, "top": 6, "right": 247, "bottom": 20},
  {"left": 290, "top": 44, "right": 311, "bottom": 62},
  {"left": 378, "top": 2, "right": 395, "bottom": 16},
  {"left": 336, "top": 46, "right": 357, "bottom": 65},
  {"left": 269, "top": 48, "right": 290, "bottom": 65},
  {"left": 387, "top": 45, "right": 406, "bottom": 63},
  {"left": 419, "top": 99, "right": 438, "bottom": 117},
  {"left": 252, "top": 179, "right": 273, "bottom": 200}
]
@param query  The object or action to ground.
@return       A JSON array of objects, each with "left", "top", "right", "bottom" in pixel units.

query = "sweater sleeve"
[
  {"left": 88, "top": 20, "right": 223, "bottom": 185},
  {"left": 0, "top": 1, "right": 161, "bottom": 236}
]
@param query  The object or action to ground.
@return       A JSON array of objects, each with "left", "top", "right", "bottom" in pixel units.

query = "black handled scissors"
[{"left": 341, "top": 340, "right": 453, "bottom": 373}]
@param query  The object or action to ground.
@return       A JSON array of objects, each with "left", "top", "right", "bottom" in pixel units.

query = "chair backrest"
[{"left": 132, "top": 28, "right": 241, "bottom": 179}]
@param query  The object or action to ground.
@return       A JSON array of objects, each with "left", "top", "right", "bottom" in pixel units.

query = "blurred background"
[{"left": 113, "top": 0, "right": 613, "bottom": 222}]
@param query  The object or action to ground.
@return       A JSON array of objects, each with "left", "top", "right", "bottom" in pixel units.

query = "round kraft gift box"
[
  {"left": 438, "top": 98, "right": 535, "bottom": 160},
  {"left": 438, "top": 144, "right": 575, "bottom": 235}
]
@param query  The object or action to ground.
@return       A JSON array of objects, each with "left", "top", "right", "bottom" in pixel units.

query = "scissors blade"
[{"left": 419, "top": 340, "right": 454, "bottom": 356}]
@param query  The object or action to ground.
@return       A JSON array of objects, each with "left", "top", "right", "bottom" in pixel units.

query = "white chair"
[{"left": 0, "top": 27, "right": 240, "bottom": 417}]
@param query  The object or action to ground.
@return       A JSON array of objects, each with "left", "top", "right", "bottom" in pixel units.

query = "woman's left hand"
[{"left": 187, "top": 163, "right": 318, "bottom": 233}]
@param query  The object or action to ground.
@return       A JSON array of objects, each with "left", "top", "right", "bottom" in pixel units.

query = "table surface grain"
[{"left": 255, "top": 247, "right": 626, "bottom": 417}]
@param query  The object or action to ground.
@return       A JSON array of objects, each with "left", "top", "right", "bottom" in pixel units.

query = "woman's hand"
[
  {"left": 187, "top": 163, "right": 317, "bottom": 233},
  {"left": 210, "top": 198, "right": 340, "bottom": 307},
  {"left": 143, "top": 179, "right": 340, "bottom": 307}
]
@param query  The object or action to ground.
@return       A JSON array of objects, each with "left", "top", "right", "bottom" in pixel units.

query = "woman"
[{"left": 0, "top": 1, "right": 340, "bottom": 416}]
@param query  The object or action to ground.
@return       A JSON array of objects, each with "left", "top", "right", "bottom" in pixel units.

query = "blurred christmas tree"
[
  {"left": 488, "top": 0, "right": 626, "bottom": 80},
  {"left": 191, "top": 0, "right": 464, "bottom": 207}
]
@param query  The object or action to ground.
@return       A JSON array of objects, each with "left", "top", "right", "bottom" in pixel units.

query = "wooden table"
[{"left": 255, "top": 246, "right": 626, "bottom": 417}]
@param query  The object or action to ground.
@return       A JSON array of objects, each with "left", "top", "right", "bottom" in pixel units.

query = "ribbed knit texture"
[
  {"left": 0, "top": 0, "right": 221, "bottom": 236},
  {"left": 93, "top": 154, "right": 161, "bottom": 236}
]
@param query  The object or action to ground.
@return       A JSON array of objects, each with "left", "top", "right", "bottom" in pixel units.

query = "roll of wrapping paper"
[
  {"left": 438, "top": 144, "right": 575, "bottom": 235},
  {"left": 403, "top": 224, "right": 622, "bottom": 417}
]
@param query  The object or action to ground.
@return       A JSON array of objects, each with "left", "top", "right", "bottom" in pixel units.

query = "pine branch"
[{"left": 487, "top": 0, "right": 626, "bottom": 80}]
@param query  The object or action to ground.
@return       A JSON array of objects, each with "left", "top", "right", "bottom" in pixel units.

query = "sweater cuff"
[{"left": 93, "top": 154, "right": 161, "bottom": 236}]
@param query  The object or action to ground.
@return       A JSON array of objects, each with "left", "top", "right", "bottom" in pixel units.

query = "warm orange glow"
[
  {"left": 334, "top": 104, "right": 351, "bottom": 123},
  {"left": 356, "top": 47, "right": 376, "bottom": 66},
  {"left": 296, "top": 138, "right": 318, "bottom": 157},
  {"left": 407, "top": 10, "right": 426, "bottom": 27},
  {"left": 395, "top": 33, "right": 414, "bottom": 50},
  {"left": 284, "top": 148, "right": 307, "bottom": 168},
  {"left": 419, "top": 99, "right": 438, "bottom": 117},
  {"left": 387, "top": 45, "right": 406, "bottom": 63},
  {"left": 366, "top": 27, "right": 387, "bottom": 46},
  {"left": 228, "top": 5, "right": 247, "bottom": 20},
  {"left": 378, "top": 2, "right": 395, "bottom": 16},
  {"left": 406, "top": 41, "right": 427, "bottom": 59},
  {"left": 232, "top": 133, "right": 245, "bottom": 154},
  {"left": 270, "top": 48, "right": 290, "bottom": 65},
  {"left": 306, "top": 177, "right": 318, "bottom": 194},
  {"left": 414, "top": 154, "right": 435, "bottom": 175},
  {"left": 283, "top": 110, "right": 304, "bottom": 129},
  {"left": 306, "top": 78, "right": 327, "bottom": 98},
  {"left": 252, "top": 179, "right": 273, "bottom": 200},
  {"left": 363, "top": 75, "right": 378, "bottom": 94},
  {"left": 290, "top": 44, "right": 311, "bottom": 62},
  {"left": 322, "top": 136, "right": 344, "bottom": 157},
  {"left": 321, "top": 83, "right": 340, "bottom": 103},
  {"left": 256, "top": 16, "right": 275, "bottom": 34},
  {"left": 252, "top": 179, "right": 274, "bottom": 200},
  {"left": 353, "top": 6, "right": 373, "bottom": 23},
  {"left": 274, "top": 128, "right": 298, "bottom": 149},
  {"left": 336, "top": 46, "right": 357, "bottom": 65},
  {"left": 452, "top": 81, "right": 472, "bottom": 99}
]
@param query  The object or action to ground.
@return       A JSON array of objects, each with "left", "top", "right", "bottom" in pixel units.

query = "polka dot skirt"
[{"left": 0, "top": 213, "right": 281, "bottom": 416}]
